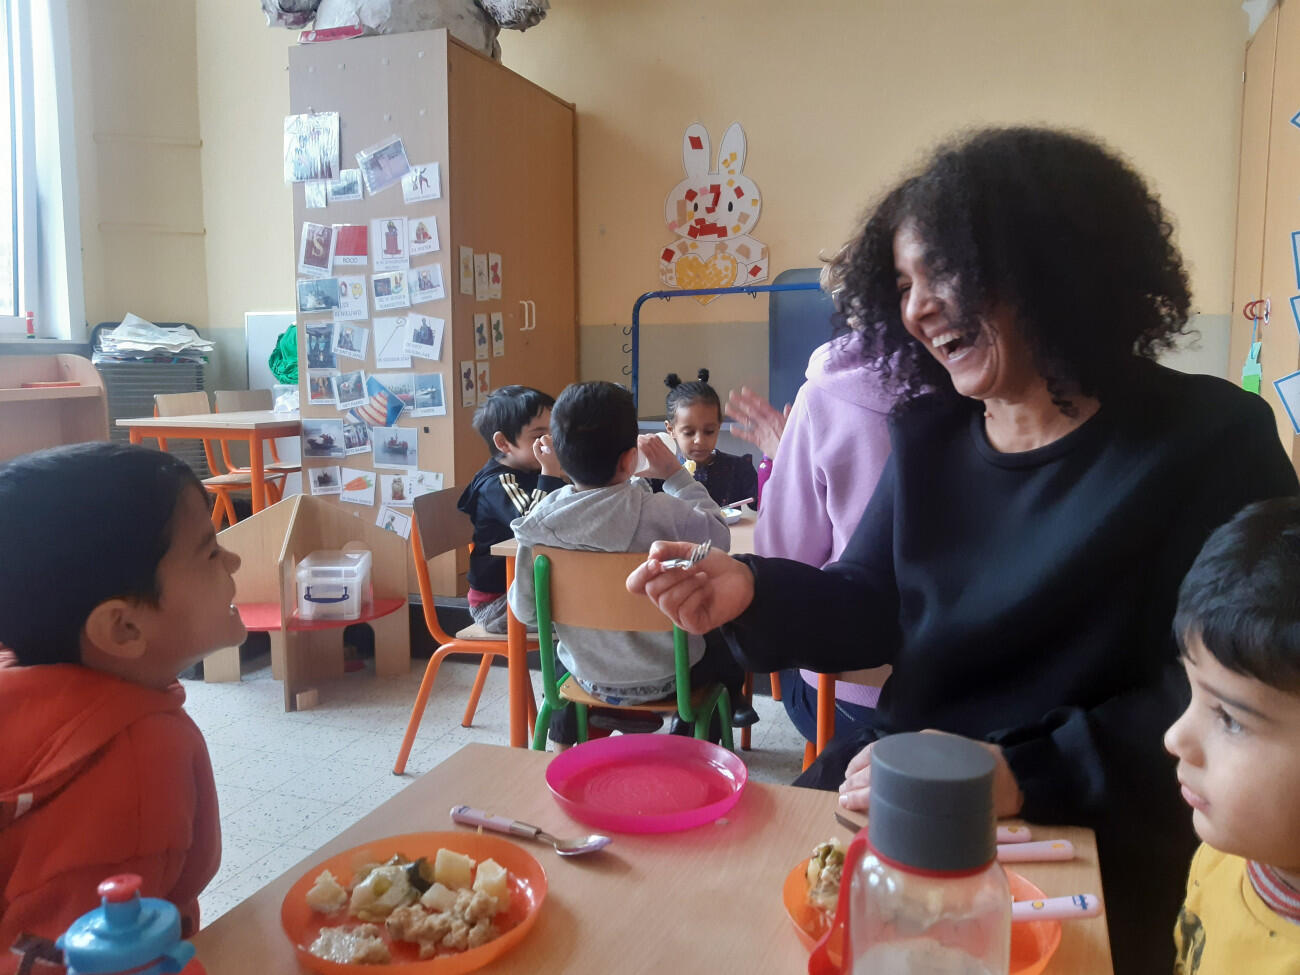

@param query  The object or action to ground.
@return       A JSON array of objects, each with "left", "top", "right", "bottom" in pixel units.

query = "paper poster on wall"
[
  {"left": 351, "top": 375, "right": 406, "bottom": 428},
  {"left": 308, "top": 465, "right": 342, "bottom": 495},
  {"left": 298, "top": 223, "right": 336, "bottom": 278},
  {"left": 474, "top": 313, "right": 489, "bottom": 360},
  {"left": 459, "top": 247, "right": 475, "bottom": 295},
  {"left": 373, "top": 372, "right": 415, "bottom": 413},
  {"left": 332, "top": 322, "right": 369, "bottom": 361},
  {"left": 297, "top": 277, "right": 340, "bottom": 314},
  {"left": 410, "top": 470, "right": 445, "bottom": 497},
  {"left": 475, "top": 361, "right": 491, "bottom": 405},
  {"left": 327, "top": 169, "right": 363, "bottom": 203},
  {"left": 380, "top": 474, "right": 412, "bottom": 507},
  {"left": 1276, "top": 369, "right": 1300, "bottom": 434},
  {"left": 333, "top": 275, "right": 368, "bottom": 322},
  {"left": 488, "top": 253, "right": 502, "bottom": 300},
  {"left": 376, "top": 505, "right": 412, "bottom": 539},
  {"left": 409, "top": 215, "right": 440, "bottom": 256},
  {"left": 333, "top": 225, "right": 369, "bottom": 267},
  {"left": 404, "top": 314, "right": 445, "bottom": 361},
  {"left": 413, "top": 373, "right": 446, "bottom": 417},
  {"left": 302, "top": 418, "right": 345, "bottom": 459},
  {"left": 371, "top": 271, "right": 410, "bottom": 312},
  {"left": 331, "top": 369, "right": 368, "bottom": 410},
  {"left": 409, "top": 264, "right": 445, "bottom": 305},
  {"left": 340, "top": 467, "right": 376, "bottom": 506},
  {"left": 373, "top": 426, "right": 418, "bottom": 471},
  {"left": 473, "top": 253, "right": 491, "bottom": 301},
  {"left": 342, "top": 411, "right": 372, "bottom": 455},
  {"left": 284, "top": 111, "right": 339, "bottom": 183},
  {"left": 491, "top": 312, "right": 505, "bottom": 358},
  {"left": 658, "top": 122, "right": 769, "bottom": 303},
  {"left": 371, "top": 218, "right": 409, "bottom": 272},
  {"left": 402, "top": 162, "right": 441, "bottom": 203},
  {"left": 307, "top": 370, "right": 338, "bottom": 405},
  {"left": 460, "top": 361, "right": 476, "bottom": 406},
  {"left": 305, "top": 324, "right": 337, "bottom": 369},
  {"left": 373, "top": 316, "right": 412, "bottom": 369},
  {"left": 304, "top": 180, "right": 328, "bottom": 209},
  {"left": 355, "top": 135, "right": 410, "bottom": 195}
]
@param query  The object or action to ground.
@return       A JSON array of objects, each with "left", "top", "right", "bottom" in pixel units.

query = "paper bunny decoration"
[{"left": 659, "top": 122, "right": 769, "bottom": 304}]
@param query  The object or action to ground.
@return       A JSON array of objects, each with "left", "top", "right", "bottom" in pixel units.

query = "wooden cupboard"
[{"left": 0, "top": 354, "right": 108, "bottom": 463}]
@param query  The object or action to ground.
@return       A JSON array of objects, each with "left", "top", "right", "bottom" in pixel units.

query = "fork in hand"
[{"left": 658, "top": 539, "right": 712, "bottom": 571}]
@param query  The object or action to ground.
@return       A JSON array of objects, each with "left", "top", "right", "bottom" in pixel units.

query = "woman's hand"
[
  {"left": 626, "top": 541, "right": 756, "bottom": 634},
  {"left": 838, "top": 731, "right": 1025, "bottom": 817},
  {"left": 726, "top": 386, "right": 790, "bottom": 459}
]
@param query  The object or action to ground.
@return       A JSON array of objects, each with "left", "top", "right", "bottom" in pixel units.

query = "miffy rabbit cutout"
[{"left": 659, "top": 121, "right": 769, "bottom": 304}]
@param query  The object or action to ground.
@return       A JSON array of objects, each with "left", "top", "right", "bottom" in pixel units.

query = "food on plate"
[
  {"left": 308, "top": 923, "right": 391, "bottom": 964},
  {"left": 806, "top": 838, "right": 847, "bottom": 912},
  {"left": 304, "top": 847, "right": 516, "bottom": 964}
]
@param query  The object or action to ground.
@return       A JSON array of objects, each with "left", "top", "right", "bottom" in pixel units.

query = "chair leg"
[
  {"left": 740, "top": 672, "right": 754, "bottom": 751},
  {"left": 394, "top": 645, "right": 460, "bottom": 774},
  {"left": 575, "top": 702, "right": 588, "bottom": 743},
  {"left": 223, "top": 492, "right": 239, "bottom": 526},
  {"left": 802, "top": 740, "right": 816, "bottom": 771},
  {"left": 209, "top": 491, "right": 225, "bottom": 529},
  {"left": 769, "top": 671, "right": 782, "bottom": 701},
  {"left": 461, "top": 654, "right": 495, "bottom": 727},
  {"left": 531, "top": 700, "right": 553, "bottom": 751},
  {"left": 526, "top": 687, "right": 538, "bottom": 739}
]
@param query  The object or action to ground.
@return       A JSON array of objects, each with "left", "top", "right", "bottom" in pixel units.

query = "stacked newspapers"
[{"left": 93, "top": 313, "right": 214, "bottom": 364}]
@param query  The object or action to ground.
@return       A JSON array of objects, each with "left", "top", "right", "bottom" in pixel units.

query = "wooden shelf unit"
[{"left": 0, "top": 354, "right": 109, "bottom": 463}]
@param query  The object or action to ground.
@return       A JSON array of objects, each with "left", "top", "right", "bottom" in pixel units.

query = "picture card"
[
  {"left": 402, "top": 162, "right": 441, "bottom": 203},
  {"left": 339, "top": 467, "right": 376, "bottom": 506},
  {"left": 460, "top": 361, "right": 476, "bottom": 407},
  {"left": 1276, "top": 368, "right": 1300, "bottom": 434},
  {"left": 459, "top": 246, "right": 475, "bottom": 295},
  {"left": 302, "top": 418, "right": 345, "bottom": 459},
  {"left": 373, "top": 372, "right": 415, "bottom": 413},
  {"left": 331, "top": 369, "right": 368, "bottom": 410},
  {"left": 297, "top": 277, "right": 340, "bottom": 314},
  {"left": 380, "top": 473, "right": 414, "bottom": 507},
  {"left": 350, "top": 375, "right": 406, "bottom": 428},
  {"left": 355, "top": 135, "right": 410, "bottom": 195},
  {"left": 308, "top": 465, "right": 342, "bottom": 495},
  {"left": 412, "top": 372, "right": 447, "bottom": 417},
  {"left": 327, "top": 168, "right": 363, "bottom": 203},
  {"left": 474, "top": 313, "right": 489, "bottom": 360},
  {"left": 304, "top": 179, "right": 328, "bottom": 209},
  {"left": 342, "top": 412, "right": 372, "bottom": 455},
  {"left": 305, "top": 323, "right": 337, "bottom": 369},
  {"left": 298, "top": 223, "right": 336, "bottom": 278},
  {"left": 373, "top": 425, "right": 418, "bottom": 470},
  {"left": 284, "top": 111, "right": 339, "bottom": 183},
  {"left": 376, "top": 505, "right": 412, "bottom": 539},
  {"left": 404, "top": 314, "right": 445, "bottom": 361},
  {"left": 410, "top": 470, "right": 445, "bottom": 497},
  {"left": 473, "top": 252, "right": 490, "bottom": 301},
  {"left": 408, "top": 215, "right": 439, "bottom": 256},
  {"left": 372, "top": 316, "right": 412, "bottom": 369},
  {"left": 475, "top": 361, "right": 491, "bottom": 405},
  {"left": 332, "top": 322, "right": 369, "bottom": 361},
  {"left": 491, "top": 311, "right": 505, "bottom": 358},
  {"left": 332, "top": 275, "right": 368, "bottom": 322},
  {"left": 307, "top": 369, "right": 338, "bottom": 405},
  {"left": 371, "top": 217, "right": 409, "bottom": 272},
  {"left": 333, "top": 224, "right": 369, "bottom": 267},
  {"left": 488, "top": 253, "right": 502, "bottom": 300},
  {"left": 371, "top": 270, "right": 410, "bottom": 312},
  {"left": 409, "top": 263, "right": 445, "bottom": 305}
]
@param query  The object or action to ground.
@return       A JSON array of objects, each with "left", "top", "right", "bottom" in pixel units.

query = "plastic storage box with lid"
[{"left": 296, "top": 548, "right": 372, "bottom": 621}]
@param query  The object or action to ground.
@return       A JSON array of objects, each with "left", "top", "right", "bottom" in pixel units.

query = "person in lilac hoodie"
[{"left": 727, "top": 327, "right": 894, "bottom": 745}]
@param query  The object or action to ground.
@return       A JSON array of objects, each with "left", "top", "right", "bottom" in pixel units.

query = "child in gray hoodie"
[{"left": 507, "top": 381, "right": 752, "bottom": 744}]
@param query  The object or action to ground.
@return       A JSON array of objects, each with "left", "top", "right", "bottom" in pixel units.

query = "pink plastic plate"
[{"left": 545, "top": 734, "right": 747, "bottom": 833}]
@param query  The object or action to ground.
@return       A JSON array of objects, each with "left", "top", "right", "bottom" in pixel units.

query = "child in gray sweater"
[{"left": 507, "top": 381, "right": 753, "bottom": 744}]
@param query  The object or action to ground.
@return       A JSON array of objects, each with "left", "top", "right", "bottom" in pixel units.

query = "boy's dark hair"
[
  {"left": 664, "top": 368, "right": 721, "bottom": 424},
  {"left": 551, "top": 381, "right": 638, "bottom": 487},
  {"left": 0, "top": 443, "right": 203, "bottom": 666},
  {"left": 471, "top": 385, "right": 555, "bottom": 456},
  {"left": 1174, "top": 497, "right": 1300, "bottom": 694}
]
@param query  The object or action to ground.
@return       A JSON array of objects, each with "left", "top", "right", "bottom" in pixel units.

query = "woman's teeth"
[{"left": 931, "top": 330, "right": 970, "bottom": 361}]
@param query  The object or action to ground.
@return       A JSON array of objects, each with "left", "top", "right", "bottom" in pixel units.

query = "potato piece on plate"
[
  {"left": 420, "top": 881, "right": 458, "bottom": 913},
  {"left": 434, "top": 848, "right": 476, "bottom": 889},
  {"left": 472, "top": 858, "right": 509, "bottom": 908}
]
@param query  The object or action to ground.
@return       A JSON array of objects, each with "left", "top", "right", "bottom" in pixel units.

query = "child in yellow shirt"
[{"left": 1164, "top": 497, "right": 1300, "bottom": 974}]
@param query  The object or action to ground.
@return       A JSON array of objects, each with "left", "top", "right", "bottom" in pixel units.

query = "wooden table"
[
  {"left": 491, "top": 511, "right": 757, "bottom": 747},
  {"left": 117, "top": 410, "right": 301, "bottom": 512},
  {"left": 190, "top": 743, "right": 1112, "bottom": 973}
]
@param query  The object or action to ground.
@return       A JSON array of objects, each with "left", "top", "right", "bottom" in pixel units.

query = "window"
[{"left": 0, "top": 0, "right": 14, "bottom": 318}]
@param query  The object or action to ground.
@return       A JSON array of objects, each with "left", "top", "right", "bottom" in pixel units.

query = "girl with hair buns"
[{"left": 662, "top": 368, "right": 758, "bottom": 509}]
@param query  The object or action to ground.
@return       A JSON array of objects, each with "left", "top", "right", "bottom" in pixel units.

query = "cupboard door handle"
[{"left": 518, "top": 299, "right": 531, "bottom": 331}]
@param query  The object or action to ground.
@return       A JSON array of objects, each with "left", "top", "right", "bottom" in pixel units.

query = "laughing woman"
[{"left": 627, "top": 127, "right": 1298, "bottom": 974}]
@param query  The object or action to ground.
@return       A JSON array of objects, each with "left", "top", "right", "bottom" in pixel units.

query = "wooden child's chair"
[
  {"left": 529, "top": 545, "right": 734, "bottom": 752},
  {"left": 213, "top": 389, "right": 302, "bottom": 502},
  {"left": 393, "top": 487, "right": 538, "bottom": 775}
]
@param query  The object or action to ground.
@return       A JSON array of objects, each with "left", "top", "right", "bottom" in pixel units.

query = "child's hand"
[
  {"left": 637, "top": 433, "right": 682, "bottom": 480},
  {"left": 533, "top": 434, "right": 564, "bottom": 478}
]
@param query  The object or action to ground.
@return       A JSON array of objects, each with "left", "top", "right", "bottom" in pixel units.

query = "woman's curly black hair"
[{"left": 825, "top": 126, "right": 1192, "bottom": 413}]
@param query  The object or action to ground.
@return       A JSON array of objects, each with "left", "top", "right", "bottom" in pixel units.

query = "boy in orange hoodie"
[{"left": 0, "top": 443, "right": 245, "bottom": 964}]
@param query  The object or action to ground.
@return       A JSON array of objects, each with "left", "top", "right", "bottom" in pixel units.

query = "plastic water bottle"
[{"left": 56, "top": 874, "right": 206, "bottom": 975}]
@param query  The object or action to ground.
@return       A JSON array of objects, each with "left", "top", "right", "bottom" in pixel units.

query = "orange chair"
[
  {"left": 152, "top": 392, "right": 285, "bottom": 529},
  {"left": 803, "top": 673, "right": 838, "bottom": 771},
  {"left": 213, "top": 389, "right": 302, "bottom": 502},
  {"left": 394, "top": 487, "right": 538, "bottom": 775}
]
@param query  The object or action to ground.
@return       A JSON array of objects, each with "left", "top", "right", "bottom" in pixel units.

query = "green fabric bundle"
[{"left": 268, "top": 324, "right": 298, "bottom": 383}]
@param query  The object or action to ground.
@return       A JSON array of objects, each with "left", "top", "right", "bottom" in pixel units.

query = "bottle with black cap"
[{"left": 847, "top": 732, "right": 1011, "bottom": 974}]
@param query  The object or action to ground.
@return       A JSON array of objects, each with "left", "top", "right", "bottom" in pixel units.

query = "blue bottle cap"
[{"left": 55, "top": 874, "right": 196, "bottom": 975}]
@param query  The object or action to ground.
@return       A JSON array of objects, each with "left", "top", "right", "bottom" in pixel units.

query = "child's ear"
[
  {"left": 664, "top": 419, "right": 673, "bottom": 434},
  {"left": 82, "top": 599, "right": 148, "bottom": 661},
  {"left": 616, "top": 445, "right": 639, "bottom": 481},
  {"left": 492, "top": 430, "right": 512, "bottom": 454}
]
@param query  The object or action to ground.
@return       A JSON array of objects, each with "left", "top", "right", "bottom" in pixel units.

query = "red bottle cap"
[{"left": 97, "top": 874, "right": 142, "bottom": 903}]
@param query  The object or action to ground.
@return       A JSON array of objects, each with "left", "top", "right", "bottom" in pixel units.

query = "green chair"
[{"left": 528, "top": 545, "right": 734, "bottom": 751}]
